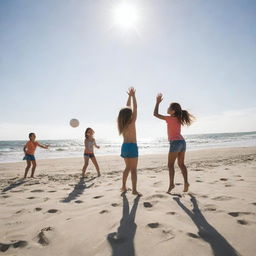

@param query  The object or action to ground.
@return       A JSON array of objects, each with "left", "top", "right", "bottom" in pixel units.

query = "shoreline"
[{"left": 0, "top": 145, "right": 256, "bottom": 165}]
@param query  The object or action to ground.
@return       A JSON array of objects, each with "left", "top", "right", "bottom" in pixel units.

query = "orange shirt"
[
  {"left": 25, "top": 141, "right": 39, "bottom": 155},
  {"left": 164, "top": 116, "right": 184, "bottom": 141}
]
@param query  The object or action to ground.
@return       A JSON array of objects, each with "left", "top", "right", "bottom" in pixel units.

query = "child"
[
  {"left": 117, "top": 87, "right": 142, "bottom": 196},
  {"left": 82, "top": 128, "right": 101, "bottom": 178},
  {"left": 23, "top": 133, "right": 49, "bottom": 178},
  {"left": 153, "top": 94, "right": 194, "bottom": 193}
]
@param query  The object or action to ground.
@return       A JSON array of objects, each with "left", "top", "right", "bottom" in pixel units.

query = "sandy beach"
[{"left": 0, "top": 146, "right": 256, "bottom": 256}]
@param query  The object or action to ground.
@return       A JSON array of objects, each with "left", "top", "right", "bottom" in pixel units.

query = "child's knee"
[
  {"left": 168, "top": 163, "right": 175, "bottom": 169},
  {"left": 130, "top": 168, "right": 137, "bottom": 173},
  {"left": 178, "top": 163, "right": 186, "bottom": 169}
]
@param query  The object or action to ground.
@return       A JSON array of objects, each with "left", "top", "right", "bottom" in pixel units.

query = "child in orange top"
[
  {"left": 23, "top": 133, "right": 49, "bottom": 178},
  {"left": 154, "top": 94, "right": 194, "bottom": 193}
]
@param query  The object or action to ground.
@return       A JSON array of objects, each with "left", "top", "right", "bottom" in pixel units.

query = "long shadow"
[
  {"left": 107, "top": 194, "right": 140, "bottom": 256},
  {"left": 60, "top": 177, "right": 95, "bottom": 203},
  {"left": 173, "top": 194, "right": 240, "bottom": 256},
  {"left": 2, "top": 179, "right": 27, "bottom": 193}
]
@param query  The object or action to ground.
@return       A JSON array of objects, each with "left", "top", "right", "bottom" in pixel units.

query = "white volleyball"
[{"left": 70, "top": 118, "right": 79, "bottom": 128}]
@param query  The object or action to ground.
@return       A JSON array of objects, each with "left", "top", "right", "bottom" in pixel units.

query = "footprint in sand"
[
  {"left": 27, "top": 196, "right": 36, "bottom": 200},
  {"left": 93, "top": 195, "right": 104, "bottom": 199},
  {"left": 0, "top": 241, "right": 27, "bottom": 252},
  {"left": 162, "top": 229, "right": 175, "bottom": 240},
  {"left": 48, "top": 190, "right": 56, "bottom": 193},
  {"left": 204, "top": 204, "right": 217, "bottom": 211},
  {"left": 75, "top": 200, "right": 83, "bottom": 204},
  {"left": 47, "top": 209, "right": 60, "bottom": 214},
  {"left": 196, "top": 180, "right": 203, "bottom": 183},
  {"left": 111, "top": 203, "right": 120, "bottom": 207},
  {"left": 166, "top": 211, "right": 176, "bottom": 215},
  {"left": 37, "top": 227, "right": 54, "bottom": 246},
  {"left": 228, "top": 212, "right": 253, "bottom": 217},
  {"left": 1, "top": 195, "right": 10, "bottom": 198},
  {"left": 237, "top": 219, "right": 249, "bottom": 225},
  {"left": 35, "top": 207, "right": 42, "bottom": 211},
  {"left": 252, "top": 202, "right": 256, "bottom": 206},
  {"left": 143, "top": 202, "right": 153, "bottom": 208},
  {"left": 31, "top": 189, "right": 44, "bottom": 193},
  {"left": 220, "top": 178, "right": 228, "bottom": 181},
  {"left": 99, "top": 210, "right": 109, "bottom": 214},
  {"left": 212, "top": 196, "right": 233, "bottom": 201},
  {"left": 192, "top": 168, "right": 204, "bottom": 172},
  {"left": 146, "top": 194, "right": 168, "bottom": 200},
  {"left": 147, "top": 222, "right": 160, "bottom": 228},
  {"left": 187, "top": 232, "right": 200, "bottom": 239}
]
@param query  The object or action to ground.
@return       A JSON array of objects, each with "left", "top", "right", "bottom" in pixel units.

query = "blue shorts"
[
  {"left": 23, "top": 154, "right": 36, "bottom": 161},
  {"left": 121, "top": 143, "right": 138, "bottom": 158},
  {"left": 84, "top": 153, "right": 95, "bottom": 158},
  {"left": 169, "top": 140, "right": 186, "bottom": 152}
]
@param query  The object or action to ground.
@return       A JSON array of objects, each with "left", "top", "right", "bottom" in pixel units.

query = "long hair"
[
  {"left": 117, "top": 108, "right": 133, "bottom": 135},
  {"left": 169, "top": 103, "right": 194, "bottom": 126},
  {"left": 85, "top": 127, "right": 92, "bottom": 139}
]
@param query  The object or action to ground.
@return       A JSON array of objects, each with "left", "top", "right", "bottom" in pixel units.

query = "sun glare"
[{"left": 113, "top": 2, "right": 139, "bottom": 29}]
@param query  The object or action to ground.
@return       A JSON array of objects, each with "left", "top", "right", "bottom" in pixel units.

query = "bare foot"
[
  {"left": 183, "top": 183, "right": 190, "bottom": 192},
  {"left": 132, "top": 191, "right": 143, "bottom": 197},
  {"left": 167, "top": 185, "right": 175, "bottom": 194},
  {"left": 97, "top": 172, "right": 101, "bottom": 177},
  {"left": 120, "top": 187, "right": 128, "bottom": 193}
]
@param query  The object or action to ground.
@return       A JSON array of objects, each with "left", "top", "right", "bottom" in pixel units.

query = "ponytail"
[
  {"left": 181, "top": 110, "right": 194, "bottom": 126},
  {"left": 169, "top": 102, "right": 195, "bottom": 126}
]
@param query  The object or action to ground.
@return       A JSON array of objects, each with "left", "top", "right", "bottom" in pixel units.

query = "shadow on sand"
[
  {"left": 60, "top": 177, "right": 95, "bottom": 203},
  {"left": 173, "top": 194, "right": 241, "bottom": 256},
  {"left": 107, "top": 194, "right": 140, "bottom": 256},
  {"left": 2, "top": 179, "right": 27, "bottom": 193}
]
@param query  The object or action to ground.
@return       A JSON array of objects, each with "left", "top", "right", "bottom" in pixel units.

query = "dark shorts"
[
  {"left": 121, "top": 143, "right": 138, "bottom": 158},
  {"left": 23, "top": 154, "right": 36, "bottom": 161},
  {"left": 84, "top": 153, "right": 95, "bottom": 158},
  {"left": 169, "top": 140, "right": 186, "bottom": 153}
]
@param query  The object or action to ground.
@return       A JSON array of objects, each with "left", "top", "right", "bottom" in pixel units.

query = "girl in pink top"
[{"left": 154, "top": 93, "right": 194, "bottom": 193}]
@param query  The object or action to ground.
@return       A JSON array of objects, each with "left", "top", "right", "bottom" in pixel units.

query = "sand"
[{"left": 0, "top": 146, "right": 256, "bottom": 256}]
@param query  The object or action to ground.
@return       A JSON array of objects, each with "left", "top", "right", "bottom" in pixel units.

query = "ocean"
[{"left": 0, "top": 131, "right": 255, "bottom": 163}]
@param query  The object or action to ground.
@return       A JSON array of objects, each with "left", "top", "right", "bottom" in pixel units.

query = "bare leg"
[
  {"left": 167, "top": 152, "right": 178, "bottom": 193},
  {"left": 130, "top": 158, "right": 142, "bottom": 196},
  {"left": 24, "top": 160, "right": 31, "bottom": 178},
  {"left": 30, "top": 160, "right": 37, "bottom": 178},
  {"left": 82, "top": 157, "right": 89, "bottom": 177},
  {"left": 91, "top": 156, "right": 101, "bottom": 176},
  {"left": 121, "top": 158, "right": 130, "bottom": 192},
  {"left": 178, "top": 152, "right": 189, "bottom": 192}
]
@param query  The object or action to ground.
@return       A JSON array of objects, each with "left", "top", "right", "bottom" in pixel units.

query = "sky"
[{"left": 0, "top": 0, "right": 256, "bottom": 140}]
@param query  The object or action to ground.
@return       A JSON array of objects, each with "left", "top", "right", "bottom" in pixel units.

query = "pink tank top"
[{"left": 165, "top": 116, "right": 184, "bottom": 141}]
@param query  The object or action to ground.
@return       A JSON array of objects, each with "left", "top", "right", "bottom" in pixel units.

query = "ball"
[{"left": 70, "top": 118, "right": 79, "bottom": 128}]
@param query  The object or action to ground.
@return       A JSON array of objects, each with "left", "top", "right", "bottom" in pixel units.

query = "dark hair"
[
  {"left": 117, "top": 108, "right": 133, "bottom": 135},
  {"left": 29, "top": 133, "right": 35, "bottom": 139},
  {"left": 85, "top": 128, "right": 92, "bottom": 139},
  {"left": 169, "top": 103, "right": 194, "bottom": 126}
]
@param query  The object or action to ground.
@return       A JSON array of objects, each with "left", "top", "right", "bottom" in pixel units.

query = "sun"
[{"left": 112, "top": 2, "right": 139, "bottom": 29}]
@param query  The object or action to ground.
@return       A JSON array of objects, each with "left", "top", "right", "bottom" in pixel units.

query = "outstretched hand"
[
  {"left": 156, "top": 93, "right": 163, "bottom": 103},
  {"left": 127, "top": 87, "right": 136, "bottom": 96}
]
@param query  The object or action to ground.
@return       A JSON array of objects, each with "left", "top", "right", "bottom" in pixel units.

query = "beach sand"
[{"left": 0, "top": 146, "right": 256, "bottom": 256}]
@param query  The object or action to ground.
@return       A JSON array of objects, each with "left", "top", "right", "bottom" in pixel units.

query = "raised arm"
[
  {"left": 127, "top": 87, "right": 137, "bottom": 122},
  {"left": 153, "top": 93, "right": 166, "bottom": 120},
  {"left": 126, "top": 94, "right": 132, "bottom": 107}
]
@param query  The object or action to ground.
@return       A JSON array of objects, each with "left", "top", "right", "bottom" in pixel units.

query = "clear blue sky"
[{"left": 0, "top": 0, "right": 255, "bottom": 140}]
